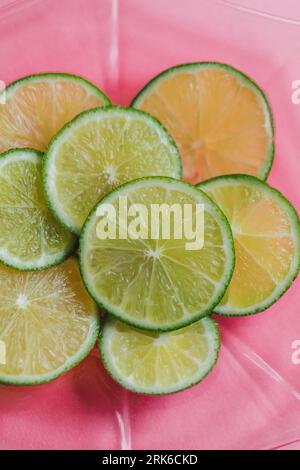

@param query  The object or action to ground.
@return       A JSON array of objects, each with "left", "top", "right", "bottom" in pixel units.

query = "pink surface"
[{"left": 0, "top": 0, "right": 299, "bottom": 450}]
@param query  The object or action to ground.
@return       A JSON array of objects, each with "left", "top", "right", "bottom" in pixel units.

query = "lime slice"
[
  {"left": 100, "top": 316, "right": 220, "bottom": 395},
  {"left": 80, "top": 177, "right": 234, "bottom": 331},
  {"left": 0, "top": 257, "right": 99, "bottom": 385},
  {"left": 199, "top": 175, "right": 300, "bottom": 316},
  {"left": 0, "top": 73, "right": 110, "bottom": 153},
  {"left": 44, "top": 106, "right": 182, "bottom": 234},
  {"left": 132, "top": 62, "right": 274, "bottom": 183},
  {"left": 0, "top": 148, "right": 75, "bottom": 270}
]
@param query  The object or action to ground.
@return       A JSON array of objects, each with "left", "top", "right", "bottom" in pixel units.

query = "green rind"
[
  {"left": 198, "top": 174, "right": 300, "bottom": 316},
  {"left": 0, "top": 148, "right": 76, "bottom": 272},
  {"left": 99, "top": 315, "right": 220, "bottom": 395},
  {"left": 131, "top": 61, "right": 275, "bottom": 181},
  {"left": 5, "top": 72, "right": 111, "bottom": 106},
  {"left": 43, "top": 105, "right": 182, "bottom": 235},
  {"left": 0, "top": 257, "right": 100, "bottom": 386},
  {"left": 79, "top": 176, "right": 235, "bottom": 332}
]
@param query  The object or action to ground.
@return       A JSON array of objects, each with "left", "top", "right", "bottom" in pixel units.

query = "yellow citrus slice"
[
  {"left": 199, "top": 175, "right": 300, "bottom": 315},
  {"left": 0, "top": 257, "right": 99, "bottom": 385},
  {"left": 80, "top": 177, "right": 234, "bottom": 331},
  {"left": 0, "top": 73, "right": 110, "bottom": 153},
  {"left": 132, "top": 63, "right": 274, "bottom": 183}
]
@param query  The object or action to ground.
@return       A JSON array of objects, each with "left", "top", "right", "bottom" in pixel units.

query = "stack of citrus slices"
[{"left": 0, "top": 64, "right": 299, "bottom": 394}]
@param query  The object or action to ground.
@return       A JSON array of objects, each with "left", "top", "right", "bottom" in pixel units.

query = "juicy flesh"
[
  {"left": 0, "top": 80, "right": 105, "bottom": 152},
  {"left": 107, "top": 319, "right": 213, "bottom": 389},
  {"left": 84, "top": 184, "right": 229, "bottom": 328},
  {"left": 204, "top": 183, "right": 295, "bottom": 311},
  {"left": 53, "top": 115, "right": 179, "bottom": 231},
  {"left": 0, "top": 258, "right": 96, "bottom": 378},
  {"left": 0, "top": 155, "right": 73, "bottom": 265},
  {"left": 136, "top": 68, "right": 271, "bottom": 183}
]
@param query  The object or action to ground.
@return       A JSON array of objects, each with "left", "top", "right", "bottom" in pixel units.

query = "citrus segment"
[
  {"left": 80, "top": 177, "right": 234, "bottom": 331},
  {"left": 0, "top": 73, "right": 110, "bottom": 153},
  {"left": 0, "top": 149, "right": 75, "bottom": 270},
  {"left": 0, "top": 258, "right": 99, "bottom": 385},
  {"left": 100, "top": 316, "right": 220, "bottom": 394},
  {"left": 132, "top": 63, "right": 274, "bottom": 183},
  {"left": 199, "top": 175, "right": 300, "bottom": 315},
  {"left": 44, "top": 106, "right": 182, "bottom": 234}
]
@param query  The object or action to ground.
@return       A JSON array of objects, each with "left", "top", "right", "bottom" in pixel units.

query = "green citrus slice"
[
  {"left": 80, "top": 177, "right": 234, "bottom": 331},
  {"left": 44, "top": 106, "right": 182, "bottom": 234},
  {"left": 199, "top": 175, "right": 300, "bottom": 316},
  {"left": 0, "top": 148, "right": 75, "bottom": 270},
  {"left": 131, "top": 62, "right": 274, "bottom": 184},
  {"left": 0, "top": 257, "right": 99, "bottom": 385},
  {"left": 0, "top": 73, "right": 110, "bottom": 153},
  {"left": 100, "top": 316, "right": 220, "bottom": 395}
]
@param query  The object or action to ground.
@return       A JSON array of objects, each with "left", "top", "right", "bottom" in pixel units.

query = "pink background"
[{"left": 0, "top": 0, "right": 299, "bottom": 450}]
